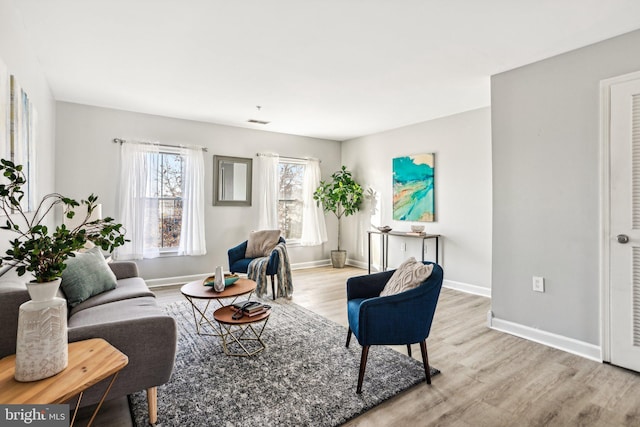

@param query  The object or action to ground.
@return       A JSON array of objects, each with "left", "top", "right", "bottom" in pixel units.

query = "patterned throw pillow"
[
  {"left": 379, "top": 257, "right": 434, "bottom": 297},
  {"left": 245, "top": 230, "right": 281, "bottom": 258}
]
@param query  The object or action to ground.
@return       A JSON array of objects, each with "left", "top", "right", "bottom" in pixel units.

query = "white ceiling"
[{"left": 12, "top": 0, "right": 640, "bottom": 141}]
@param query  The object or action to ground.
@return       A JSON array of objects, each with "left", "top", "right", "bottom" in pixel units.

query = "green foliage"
[
  {"left": 0, "top": 159, "right": 127, "bottom": 283},
  {"left": 313, "top": 166, "right": 363, "bottom": 251}
]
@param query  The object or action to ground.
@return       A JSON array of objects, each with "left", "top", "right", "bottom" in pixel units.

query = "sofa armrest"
[
  {"left": 68, "top": 313, "right": 177, "bottom": 407},
  {"left": 108, "top": 261, "right": 139, "bottom": 280}
]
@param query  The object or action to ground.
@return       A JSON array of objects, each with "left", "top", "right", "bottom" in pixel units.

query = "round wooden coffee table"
[
  {"left": 181, "top": 278, "right": 256, "bottom": 335},
  {"left": 213, "top": 305, "right": 271, "bottom": 357}
]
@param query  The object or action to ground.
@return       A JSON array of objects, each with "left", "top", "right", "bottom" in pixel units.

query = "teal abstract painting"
[{"left": 393, "top": 153, "right": 435, "bottom": 222}]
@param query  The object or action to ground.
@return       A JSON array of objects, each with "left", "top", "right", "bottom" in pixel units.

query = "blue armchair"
[
  {"left": 228, "top": 237, "right": 286, "bottom": 300},
  {"left": 346, "top": 262, "right": 443, "bottom": 393}
]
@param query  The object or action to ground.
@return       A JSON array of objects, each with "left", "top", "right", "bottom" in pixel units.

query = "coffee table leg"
[
  {"left": 218, "top": 318, "right": 269, "bottom": 357},
  {"left": 185, "top": 296, "right": 219, "bottom": 335}
]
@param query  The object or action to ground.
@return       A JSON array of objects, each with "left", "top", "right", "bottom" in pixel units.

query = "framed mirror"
[{"left": 213, "top": 155, "right": 252, "bottom": 206}]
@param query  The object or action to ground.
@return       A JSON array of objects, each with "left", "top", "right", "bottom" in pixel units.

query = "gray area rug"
[{"left": 129, "top": 299, "right": 439, "bottom": 426}]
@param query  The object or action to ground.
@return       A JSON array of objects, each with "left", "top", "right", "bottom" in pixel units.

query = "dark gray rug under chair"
[{"left": 129, "top": 299, "right": 439, "bottom": 426}]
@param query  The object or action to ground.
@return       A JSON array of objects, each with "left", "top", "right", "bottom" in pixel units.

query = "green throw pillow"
[{"left": 61, "top": 246, "right": 118, "bottom": 307}]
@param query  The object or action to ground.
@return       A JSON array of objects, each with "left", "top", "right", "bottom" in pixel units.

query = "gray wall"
[
  {"left": 0, "top": 0, "right": 56, "bottom": 282},
  {"left": 55, "top": 102, "right": 341, "bottom": 280},
  {"left": 342, "top": 107, "right": 492, "bottom": 291},
  {"left": 491, "top": 29, "right": 640, "bottom": 344}
]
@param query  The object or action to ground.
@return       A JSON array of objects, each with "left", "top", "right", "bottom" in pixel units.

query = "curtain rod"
[
  {"left": 113, "top": 138, "right": 208, "bottom": 152},
  {"left": 256, "top": 152, "right": 320, "bottom": 163}
]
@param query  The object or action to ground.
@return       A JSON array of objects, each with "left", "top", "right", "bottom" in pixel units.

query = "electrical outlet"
[
  {"left": 400, "top": 242, "right": 406, "bottom": 251},
  {"left": 532, "top": 276, "right": 545, "bottom": 293}
]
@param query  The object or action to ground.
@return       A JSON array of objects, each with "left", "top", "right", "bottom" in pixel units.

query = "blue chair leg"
[
  {"left": 407, "top": 344, "right": 412, "bottom": 357},
  {"left": 346, "top": 327, "right": 352, "bottom": 348},
  {"left": 420, "top": 340, "right": 431, "bottom": 384},
  {"left": 357, "top": 345, "right": 370, "bottom": 394},
  {"left": 269, "top": 275, "right": 276, "bottom": 300}
]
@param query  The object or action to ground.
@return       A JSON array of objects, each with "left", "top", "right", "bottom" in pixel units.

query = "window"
[
  {"left": 150, "top": 151, "right": 184, "bottom": 250},
  {"left": 116, "top": 141, "right": 206, "bottom": 261},
  {"left": 278, "top": 159, "right": 306, "bottom": 241}
]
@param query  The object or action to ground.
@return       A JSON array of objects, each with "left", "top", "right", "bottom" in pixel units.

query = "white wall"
[
  {"left": 341, "top": 107, "right": 492, "bottom": 293},
  {"left": 491, "top": 28, "right": 640, "bottom": 347},
  {"left": 55, "top": 102, "right": 341, "bottom": 281},
  {"left": 0, "top": 0, "right": 56, "bottom": 281},
  {"left": 0, "top": 0, "right": 56, "bottom": 201}
]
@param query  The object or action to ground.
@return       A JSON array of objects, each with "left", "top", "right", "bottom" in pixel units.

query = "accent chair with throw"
[
  {"left": 345, "top": 257, "right": 443, "bottom": 393},
  {"left": 228, "top": 230, "right": 292, "bottom": 299}
]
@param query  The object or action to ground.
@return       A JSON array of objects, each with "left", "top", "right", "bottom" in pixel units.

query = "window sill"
[{"left": 158, "top": 250, "right": 181, "bottom": 257}]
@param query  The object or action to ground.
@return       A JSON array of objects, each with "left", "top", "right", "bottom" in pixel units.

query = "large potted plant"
[
  {"left": 0, "top": 159, "right": 126, "bottom": 381},
  {"left": 313, "top": 166, "right": 364, "bottom": 268}
]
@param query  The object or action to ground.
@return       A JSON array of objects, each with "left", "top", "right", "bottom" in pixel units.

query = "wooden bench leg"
[{"left": 147, "top": 387, "right": 157, "bottom": 425}]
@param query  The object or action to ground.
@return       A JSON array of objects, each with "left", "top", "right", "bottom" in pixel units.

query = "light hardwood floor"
[{"left": 82, "top": 266, "right": 640, "bottom": 426}]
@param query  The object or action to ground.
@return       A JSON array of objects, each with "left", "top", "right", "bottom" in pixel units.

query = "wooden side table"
[{"left": 0, "top": 338, "right": 128, "bottom": 427}]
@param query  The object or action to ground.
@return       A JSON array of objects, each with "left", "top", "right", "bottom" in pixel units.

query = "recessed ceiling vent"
[{"left": 247, "top": 119, "right": 270, "bottom": 125}]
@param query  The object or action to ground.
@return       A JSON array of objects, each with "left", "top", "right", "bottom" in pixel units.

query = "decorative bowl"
[
  {"left": 410, "top": 225, "right": 425, "bottom": 233},
  {"left": 203, "top": 273, "right": 239, "bottom": 287},
  {"left": 377, "top": 225, "right": 392, "bottom": 233}
]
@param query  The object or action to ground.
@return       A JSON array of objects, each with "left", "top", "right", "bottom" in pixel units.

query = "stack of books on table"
[{"left": 231, "top": 301, "right": 270, "bottom": 317}]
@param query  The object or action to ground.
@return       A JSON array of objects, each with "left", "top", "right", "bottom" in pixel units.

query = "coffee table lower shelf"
[{"left": 213, "top": 306, "right": 271, "bottom": 357}]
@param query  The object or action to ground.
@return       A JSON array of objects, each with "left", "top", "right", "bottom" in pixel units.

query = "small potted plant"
[
  {"left": 0, "top": 159, "right": 126, "bottom": 288},
  {"left": 313, "top": 166, "right": 364, "bottom": 268}
]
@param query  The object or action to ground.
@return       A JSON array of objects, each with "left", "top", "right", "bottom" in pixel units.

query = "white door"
[{"left": 610, "top": 77, "right": 640, "bottom": 371}]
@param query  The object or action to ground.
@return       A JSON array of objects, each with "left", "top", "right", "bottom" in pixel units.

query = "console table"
[{"left": 367, "top": 230, "right": 441, "bottom": 274}]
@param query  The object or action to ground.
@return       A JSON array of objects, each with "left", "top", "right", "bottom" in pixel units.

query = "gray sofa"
[{"left": 0, "top": 261, "right": 177, "bottom": 425}]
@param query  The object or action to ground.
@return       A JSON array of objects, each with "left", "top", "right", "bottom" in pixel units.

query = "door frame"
[{"left": 599, "top": 70, "right": 640, "bottom": 363}]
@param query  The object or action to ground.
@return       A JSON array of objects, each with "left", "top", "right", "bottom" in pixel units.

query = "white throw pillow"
[
  {"left": 379, "top": 257, "right": 434, "bottom": 297},
  {"left": 246, "top": 229, "right": 281, "bottom": 258}
]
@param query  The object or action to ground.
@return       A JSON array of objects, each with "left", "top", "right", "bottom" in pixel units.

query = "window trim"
[
  {"left": 278, "top": 157, "right": 306, "bottom": 244},
  {"left": 154, "top": 148, "right": 184, "bottom": 251}
]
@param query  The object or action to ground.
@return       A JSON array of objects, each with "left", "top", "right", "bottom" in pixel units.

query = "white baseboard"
[
  {"left": 146, "top": 260, "right": 333, "bottom": 288},
  {"left": 146, "top": 273, "right": 210, "bottom": 288},
  {"left": 443, "top": 279, "right": 491, "bottom": 298},
  {"left": 346, "top": 258, "right": 369, "bottom": 270},
  {"left": 489, "top": 315, "right": 602, "bottom": 362},
  {"left": 291, "top": 259, "right": 332, "bottom": 269}
]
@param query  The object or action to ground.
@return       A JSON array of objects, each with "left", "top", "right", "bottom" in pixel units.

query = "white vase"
[
  {"left": 214, "top": 266, "right": 225, "bottom": 292},
  {"left": 14, "top": 278, "right": 68, "bottom": 382}
]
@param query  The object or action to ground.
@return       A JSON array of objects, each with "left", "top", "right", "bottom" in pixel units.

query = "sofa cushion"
[
  {"left": 246, "top": 230, "right": 281, "bottom": 258},
  {"left": 69, "top": 277, "right": 156, "bottom": 317},
  {"left": 68, "top": 296, "right": 163, "bottom": 328},
  {"left": 61, "top": 247, "right": 118, "bottom": 308},
  {"left": 379, "top": 257, "right": 433, "bottom": 297}
]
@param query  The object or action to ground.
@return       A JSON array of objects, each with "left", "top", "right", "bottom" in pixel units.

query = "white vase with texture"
[{"left": 14, "top": 278, "right": 69, "bottom": 382}]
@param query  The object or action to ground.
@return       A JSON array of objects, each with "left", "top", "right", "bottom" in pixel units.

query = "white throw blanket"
[{"left": 247, "top": 242, "right": 293, "bottom": 298}]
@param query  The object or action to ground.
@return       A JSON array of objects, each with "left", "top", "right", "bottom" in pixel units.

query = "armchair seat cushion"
[{"left": 229, "top": 258, "right": 253, "bottom": 273}]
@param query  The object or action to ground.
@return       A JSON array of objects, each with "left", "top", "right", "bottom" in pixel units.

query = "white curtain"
[
  {"left": 178, "top": 146, "right": 207, "bottom": 256},
  {"left": 300, "top": 159, "right": 327, "bottom": 246},
  {"left": 256, "top": 154, "right": 279, "bottom": 230},
  {"left": 113, "top": 142, "right": 160, "bottom": 260}
]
